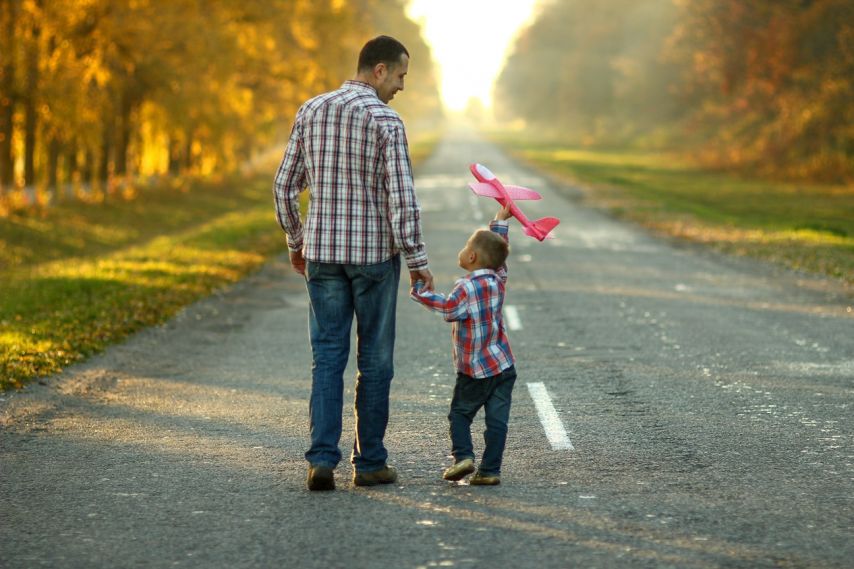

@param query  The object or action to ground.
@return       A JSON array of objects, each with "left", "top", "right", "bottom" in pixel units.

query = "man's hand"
[
  {"left": 409, "top": 268, "right": 434, "bottom": 291},
  {"left": 289, "top": 249, "right": 306, "bottom": 276}
]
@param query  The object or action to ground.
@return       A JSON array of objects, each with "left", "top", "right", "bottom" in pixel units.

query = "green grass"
[
  {"left": 1, "top": 136, "right": 439, "bottom": 390},
  {"left": 492, "top": 134, "right": 854, "bottom": 285},
  {"left": 0, "top": 174, "right": 287, "bottom": 389}
]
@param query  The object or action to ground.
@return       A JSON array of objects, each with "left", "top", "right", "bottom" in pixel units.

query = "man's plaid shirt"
[
  {"left": 410, "top": 221, "right": 514, "bottom": 379},
  {"left": 273, "top": 80, "right": 428, "bottom": 270}
]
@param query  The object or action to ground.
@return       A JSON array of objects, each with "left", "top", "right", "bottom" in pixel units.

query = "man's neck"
[{"left": 352, "top": 73, "right": 378, "bottom": 90}]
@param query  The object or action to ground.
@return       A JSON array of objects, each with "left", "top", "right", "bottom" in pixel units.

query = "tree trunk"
[
  {"left": 65, "top": 140, "right": 77, "bottom": 199},
  {"left": 115, "top": 90, "right": 133, "bottom": 178},
  {"left": 82, "top": 146, "right": 93, "bottom": 190},
  {"left": 0, "top": 0, "right": 17, "bottom": 193},
  {"left": 47, "top": 134, "right": 60, "bottom": 193},
  {"left": 23, "top": 10, "right": 39, "bottom": 189},
  {"left": 99, "top": 115, "right": 112, "bottom": 195},
  {"left": 168, "top": 134, "right": 182, "bottom": 175},
  {"left": 184, "top": 132, "right": 194, "bottom": 172}
]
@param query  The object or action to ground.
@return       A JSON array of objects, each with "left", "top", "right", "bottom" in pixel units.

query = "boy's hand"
[
  {"left": 495, "top": 202, "right": 512, "bottom": 221},
  {"left": 410, "top": 268, "right": 434, "bottom": 291}
]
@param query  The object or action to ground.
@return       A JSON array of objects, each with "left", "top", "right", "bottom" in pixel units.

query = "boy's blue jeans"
[
  {"left": 304, "top": 255, "right": 400, "bottom": 474},
  {"left": 448, "top": 365, "right": 517, "bottom": 476}
]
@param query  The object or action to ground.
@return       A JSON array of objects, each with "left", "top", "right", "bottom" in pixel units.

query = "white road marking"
[
  {"left": 526, "top": 382, "right": 574, "bottom": 450},
  {"left": 504, "top": 305, "right": 522, "bottom": 330}
]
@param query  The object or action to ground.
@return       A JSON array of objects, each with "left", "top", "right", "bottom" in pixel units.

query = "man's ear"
[{"left": 373, "top": 62, "right": 387, "bottom": 80}]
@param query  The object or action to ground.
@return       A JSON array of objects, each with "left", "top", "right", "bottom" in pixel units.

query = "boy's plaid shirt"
[
  {"left": 273, "top": 80, "right": 428, "bottom": 270},
  {"left": 411, "top": 221, "right": 514, "bottom": 378}
]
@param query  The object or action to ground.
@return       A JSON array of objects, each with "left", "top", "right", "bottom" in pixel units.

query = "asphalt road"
[{"left": 2, "top": 128, "right": 852, "bottom": 569}]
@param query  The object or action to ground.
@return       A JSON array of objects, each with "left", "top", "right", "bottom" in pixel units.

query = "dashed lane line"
[
  {"left": 505, "top": 305, "right": 522, "bottom": 330},
  {"left": 526, "top": 382, "right": 574, "bottom": 450}
]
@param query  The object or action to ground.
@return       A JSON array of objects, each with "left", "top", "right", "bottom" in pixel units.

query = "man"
[{"left": 273, "top": 35, "right": 434, "bottom": 491}]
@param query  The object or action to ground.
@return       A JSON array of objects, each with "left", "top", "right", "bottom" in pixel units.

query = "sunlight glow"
[{"left": 406, "top": 0, "right": 541, "bottom": 113}]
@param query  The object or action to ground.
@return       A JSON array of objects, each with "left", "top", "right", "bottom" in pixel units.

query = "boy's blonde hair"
[{"left": 470, "top": 229, "right": 509, "bottom": 270}]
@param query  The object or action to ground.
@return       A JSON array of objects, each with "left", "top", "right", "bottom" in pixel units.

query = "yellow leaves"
[{"left": 291, "top": 0, "right": 321, "bottom": 51}]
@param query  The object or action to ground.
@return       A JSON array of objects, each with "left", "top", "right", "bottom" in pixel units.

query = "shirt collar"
[
  {"left": 469, "top": 268, "right": 499, "bottom": 279},
  {"left": 343, "top": 80, "right": 379, "bottom": 98}
]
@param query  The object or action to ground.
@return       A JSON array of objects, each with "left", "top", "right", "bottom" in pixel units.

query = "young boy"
[{"left": 410, "top": 204, "right": 516, "bottom": 485}]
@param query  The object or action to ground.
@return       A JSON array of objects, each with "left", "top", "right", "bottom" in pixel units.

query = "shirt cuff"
[
  {"left": 489, "top": 220, "right": 509, "bottom": 236},
  {"left": 403, "top": 251, "right": 429, "bottom": 271},
  {"left": 286, "top": 232, "right": 303, "bottom": 252}
]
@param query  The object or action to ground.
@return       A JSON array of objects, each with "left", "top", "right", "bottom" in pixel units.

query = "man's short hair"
[
  {"left": 357, "top": 35, "right": 409, "bottom": 72},
  {"left": 470, "top": 229, "right": 509, "bottom": 270}
]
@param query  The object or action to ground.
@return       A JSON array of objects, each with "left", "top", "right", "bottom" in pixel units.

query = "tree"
[
  {"left": 666, "top": 0, "right": 854, "bottom": 180},
  {"left": 0, "top": 0, "right": 18, "bottom": 193},
  {"left": 495, "top": 0, "right": 679, "bottom": 144},
  {"left": 0, "top": 0, "right": 442, "bottom": 205},
  {"left": 495, "top": 0, "right": 853, "bottom": 180}
]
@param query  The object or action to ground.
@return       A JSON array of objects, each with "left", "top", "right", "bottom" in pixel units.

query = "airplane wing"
[
  {"left": 504, "top": 185, "right": 542, "bottom": 200},
  {"left": 468, "top": 182, "right": 502, "bottom": 198},
  {"left": 468, "top": 182, "right": 542, "bottom": 200}
]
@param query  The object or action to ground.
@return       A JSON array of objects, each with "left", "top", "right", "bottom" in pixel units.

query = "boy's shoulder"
[{"left": 466, "top": 269, "right": 506, "bottom": 292}]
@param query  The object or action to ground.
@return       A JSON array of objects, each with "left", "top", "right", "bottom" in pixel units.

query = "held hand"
[
  {"left": 289, "top": 249, "right": 306, "bottom": 276},
  {"left": 409, "top": 268, "right": 434, "bottom": 292},
  {"left": 495, "top": 202, "right": 513, "bottom": 221}
]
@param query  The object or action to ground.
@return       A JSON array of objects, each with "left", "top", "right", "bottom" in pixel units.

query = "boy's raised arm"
[{"left": 490, "top": 203, "right": 512, "bottom": 283}]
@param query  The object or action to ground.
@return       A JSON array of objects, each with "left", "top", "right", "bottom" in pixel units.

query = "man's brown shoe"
[
  {"left": 443, "top": 458, "right": 475, "bottom": 481},
  {"left": 353, "top": 465, "right": 398, "bottom": 487},
  {"left": 307, "top": 465, "right": 335, "bottom": 491},
  {"left": 469, "top": 472, "right": 500, "bottom": 486}
]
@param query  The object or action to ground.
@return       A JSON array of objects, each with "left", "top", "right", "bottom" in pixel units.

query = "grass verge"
[
  {"left": 1, "top": 173, "right": 286, "bottom": 390},
  {"left": 0, "top": 134, "right": 440, "bottom": 390},
  {"left": 492, "top": 135, "right": 854, "bottom": 286}
]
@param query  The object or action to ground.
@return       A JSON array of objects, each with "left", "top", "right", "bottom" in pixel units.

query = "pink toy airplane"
[{"left": 468, "top": 163, "right": 560, "bottom": 241}]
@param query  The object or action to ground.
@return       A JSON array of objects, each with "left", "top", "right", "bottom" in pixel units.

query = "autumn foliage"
[
  {"left": 495, "top": 0, "right": 854, "bottom": 182},
  {"left": 0, "top": 0, "right": 441, "bottom": 202}
]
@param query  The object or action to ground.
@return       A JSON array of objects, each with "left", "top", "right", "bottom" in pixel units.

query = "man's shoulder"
[
  {"left": 300, "top": 87, "right": 402, "bottom": 127},
  {"left": 356, "top": 99, "right": 404, "bottom": 132},
  {"left": 368, "top": 101, "right": 402, "bottom": 121},
  {"left": 302, "top": 87, "right": 348, "bottom": 111}
]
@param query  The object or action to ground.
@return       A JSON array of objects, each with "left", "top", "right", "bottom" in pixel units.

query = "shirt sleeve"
[
  {"left": 410, "top": 280, "right": 469, "bottom": 322},
  {"left": 489, "top": 220, "right": 509, "bottom": 283},
  {"left": 384, "top": 121, "right": 429, "bottom": 271},
  {"left": 272, "top": 112, "right": 307, "bottom": 252}
]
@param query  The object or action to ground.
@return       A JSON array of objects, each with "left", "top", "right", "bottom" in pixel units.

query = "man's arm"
[
  {"left": 273, "top": 113, "right": 307, "bottom": 274},
  {"left": 384, "top": 121, "right": 432, "bottom": 288}
]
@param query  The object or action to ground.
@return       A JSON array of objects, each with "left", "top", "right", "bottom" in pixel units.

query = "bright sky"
[{"left": 406, "top": 0, "right": 541, "bottom": 112}]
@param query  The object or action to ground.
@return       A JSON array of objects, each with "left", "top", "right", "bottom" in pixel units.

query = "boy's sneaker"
[
  {"left": 469, "top": 471, "right": 500, "bottom": 486},
  {"left": 443, "top": 458, "right": 475, "bottom": 481},
  {"left": 307, "top": 465, "right": 335, "bottom": 491},
  {"left": 353, "top": 465, "right": 398, "bottom": 487}
]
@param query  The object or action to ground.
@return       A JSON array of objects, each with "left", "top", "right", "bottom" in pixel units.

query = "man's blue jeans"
[
  {"left": 449, "top": 366, "right": 517, "bottom": 476},
  {"left": 304, "top": 255, "right": 400, "bottom": 473}
]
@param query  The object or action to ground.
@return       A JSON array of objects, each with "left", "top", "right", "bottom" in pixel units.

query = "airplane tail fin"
[{"left": 524, "top": 217, "right": 561, "bottom": 241}]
